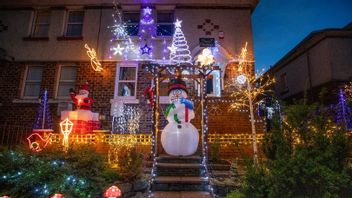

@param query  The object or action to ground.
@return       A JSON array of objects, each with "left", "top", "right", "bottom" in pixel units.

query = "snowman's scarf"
[{"left": 165, "top": 103, "right": 189, "bottom": 124}]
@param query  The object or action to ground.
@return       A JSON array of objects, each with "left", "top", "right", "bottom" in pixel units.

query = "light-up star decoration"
[
  {"left": 141, "top": 7, "right": 154, "bottom": 25},
  {"left": 196, "top": 48, "right": 215, "bottom": 66},
  {"left": 111, "top": 44, "right": 125, "bottom": 55},
  {"left": 168, "top": 45, "right": 177, "bottom": 54},
  {"left": 60, "top": 118, "right": 74, "bottom": 151},
  {"left": 174, "top": 19, "right": 182, "bottom": 28},
  {"left": 236, "top": 74, "right": 247, "bottom": 85},
  {"left": 141, "top": 44, "right": 152, "bottom": 55}
]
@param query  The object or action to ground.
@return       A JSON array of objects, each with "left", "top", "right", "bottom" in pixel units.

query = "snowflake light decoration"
[{"left": 236, "top": 74, "right": 247, "bottom": 85}]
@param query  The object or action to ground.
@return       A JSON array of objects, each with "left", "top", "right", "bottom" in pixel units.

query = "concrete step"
[
  {"left": 154, "top": 176, "right": 209, "bottom": 184},
  {"left": 151, "top": 191, "right": 212, "bottom": 198},
  {"left": 156, "top": 155, "right": 202, "bottom": 164},
  {"left": 156, "top": 162, "right": 205, "bottom": 176},
  {"left": 152, "top": 176, "right": 209, "bottom": 191}
]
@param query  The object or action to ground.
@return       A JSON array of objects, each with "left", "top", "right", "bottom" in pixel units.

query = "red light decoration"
[
  {"left": 51, "top": 194, "right": 64, "bottom": 198},
  {"left": 104, "top": 185, "right": 122, "bottom": 198},
  {"left": 27, "top": 133, "right": 51, "bottom": 152}
]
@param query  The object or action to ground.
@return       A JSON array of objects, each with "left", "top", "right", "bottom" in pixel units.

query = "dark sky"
[{"left": 252, "top": 0, "right": 352, "bottom": 71}]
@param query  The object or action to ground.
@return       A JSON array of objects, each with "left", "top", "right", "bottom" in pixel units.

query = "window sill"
[
  {"left": 12, "top": 98, "right": 73, "bottom": 104},
  {"left": 23, "top": 37, "right": 49, "bottom": 41},
  {"left": 110, "top": 98, "right": 139, "bottom": 104},
  {"left": 13, "top": 98, "right": 40, "bottom": 104},
  {"left": 57, "top": 36, "right": 83, "bottom": 41}
]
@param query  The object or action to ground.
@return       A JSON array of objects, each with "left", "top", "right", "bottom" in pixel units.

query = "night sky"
[{"left": 252, "top": 0, "right": 352, "bottom": 72}]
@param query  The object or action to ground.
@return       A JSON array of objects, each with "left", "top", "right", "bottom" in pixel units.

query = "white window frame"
[
  {"left": 55, "top": 64, "right": 77, "bottom": 99},
  {"left": 31, "top": 9, "right": 50, "bottom": 37},
  {"left": 64, "top": 10, "right": 84, "bottom": 37},
  {"left": 114, "top": 62, "right": 138, "bottom": 102},
  {"left": 197, "top": 70, "right": 221, "bottom": 97},
  {"left": 21, "top": 65, "right": 44, "bottom": 99}
]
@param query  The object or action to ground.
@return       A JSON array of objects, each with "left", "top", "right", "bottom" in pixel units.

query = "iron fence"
[{"left": 0, "top": 124, "right": 32, "bottom": 148}]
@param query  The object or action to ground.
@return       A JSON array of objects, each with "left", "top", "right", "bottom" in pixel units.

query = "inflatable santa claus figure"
[
  {"left": 61, "top": 82, "right": 100, "bottom": 134},
  {"left": 70, "top": 82, "right": 94, "bottom": 110}
]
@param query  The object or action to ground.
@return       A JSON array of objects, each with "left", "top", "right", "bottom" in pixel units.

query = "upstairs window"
[
  {"left": 32, "top": 10, "right": 50, "bottom": 37},
  {"left": 156, "top": 12, "right": 174, "bottom": 36},
  {"left": 65, "top": 10, "right": 84, "bottom": 37},
  {"left": 115, "top": 65, "right": 138, "bottom": 98},
  {"left": 23, "top": 66, "right": 43, "bottom": 98},
  {"left": 57, "top": 66, "right": 77, "bottom": 98},
  {"left": 123, "top": 12, "right": 140, "bottom": 36}
]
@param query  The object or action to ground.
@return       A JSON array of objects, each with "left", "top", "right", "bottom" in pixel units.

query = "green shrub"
[
  {"left": 231, "top": 102, "right": 352, "bottom": 198},
  {"left": 0, "top": 145, "right": 119, "bottom": 198}
]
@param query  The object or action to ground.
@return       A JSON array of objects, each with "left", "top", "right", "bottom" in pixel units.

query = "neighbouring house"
[
  {"left": 266, "top": 22, "right": 352, "bottom": 104},
  {"left": 0, "top": 0, "right": 264, "bottom": 157}
]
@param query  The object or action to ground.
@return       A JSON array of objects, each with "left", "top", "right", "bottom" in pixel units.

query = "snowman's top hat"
[{"left": 168, "top": 78, "right": 188, "bottom": 95}]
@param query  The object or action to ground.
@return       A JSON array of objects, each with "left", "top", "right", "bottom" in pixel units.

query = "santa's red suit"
[{"left": 70, "top": 82, "right": 94, "bottom": 110}]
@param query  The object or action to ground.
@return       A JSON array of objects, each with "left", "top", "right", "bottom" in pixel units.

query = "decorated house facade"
[{"left": 0, "top": 0, "right": 264, "bottom": 157}]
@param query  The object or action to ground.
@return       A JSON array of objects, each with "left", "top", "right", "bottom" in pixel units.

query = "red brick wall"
[{"left": 0, "top": 60, "right": 265, "bottom": 159}]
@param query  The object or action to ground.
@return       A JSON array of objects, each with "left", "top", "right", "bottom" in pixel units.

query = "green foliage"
[
  {"left": 0, "top": 145, "right": 119, "bottom": 198},
  {"left": 210, "top": 136, "right": 221, "bottom": 162},
  {"left": 231, "top": 101, "right": 352, "bottom": 198},
  {"left": 117, "top": 146, "right": 144, "bottom": 182}
]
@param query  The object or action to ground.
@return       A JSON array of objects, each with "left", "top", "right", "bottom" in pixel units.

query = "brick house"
[
  {"left": 266, "top": 23, "right": 352, "bottom": 104},
  {"left": 0, "top": 0, "right": 264, "bottom": 156}
]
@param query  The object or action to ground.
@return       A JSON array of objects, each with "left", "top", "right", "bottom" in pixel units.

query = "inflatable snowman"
[{"left": 161, "top": 78, "right": 199, "bottom": 156}]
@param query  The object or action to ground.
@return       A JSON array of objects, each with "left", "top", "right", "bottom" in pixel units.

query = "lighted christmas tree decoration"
[
  {"left": 169, "top": 19, "right": 192, "bottom": 64},
  {"left": 104, "top": 186, "right": 121, "bottom": 198},
  {"left": 141, "top": 7, "right": 154, "bottom": 25},
  {"left": 33, "top": 89, "right": 52, "bottom": 130},
  {"left": 84, "top": 44, "right": 103, "bottom": 72},
  {"left": 60, "top": 118, "right": 74, "bottom": 151},
  {"left": 196, "top": 48, "right": 215, "bottom": 66},
  {"left": 27, "top": 133, "right": 52, "bottom": 152},
  {"left": 335, "top": 88, "right": 352, "bottom": 129}
]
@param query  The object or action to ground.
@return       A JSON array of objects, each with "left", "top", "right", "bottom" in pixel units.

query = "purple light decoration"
[
  {"left": 138, "top": 6, "right": 156, "bottom": 59},
  {"left": 162, "top": 37, "right": 167, "bottom": 61},
  {"left": 33, "top": 89, "right": 52, "bottom": 129},
  {"left": 141, "top": 7, "right": 154, "bottom": 25},
  {"left": 336, "top": 88, "right": 352, "bottom": 129},
  {"left": 141, "top": 44, "right": 152, "bottom": 55}
]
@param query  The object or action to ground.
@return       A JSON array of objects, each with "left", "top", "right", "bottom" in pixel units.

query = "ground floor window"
[
  {"left": 56, "top": 65, "right": 77, "bottom": 98},
  {"left": 23, "top": 65, "right": 43, "bottom": 98},
  {"left": 114, "top": 63, "right": 138, "bottom": 100}
]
